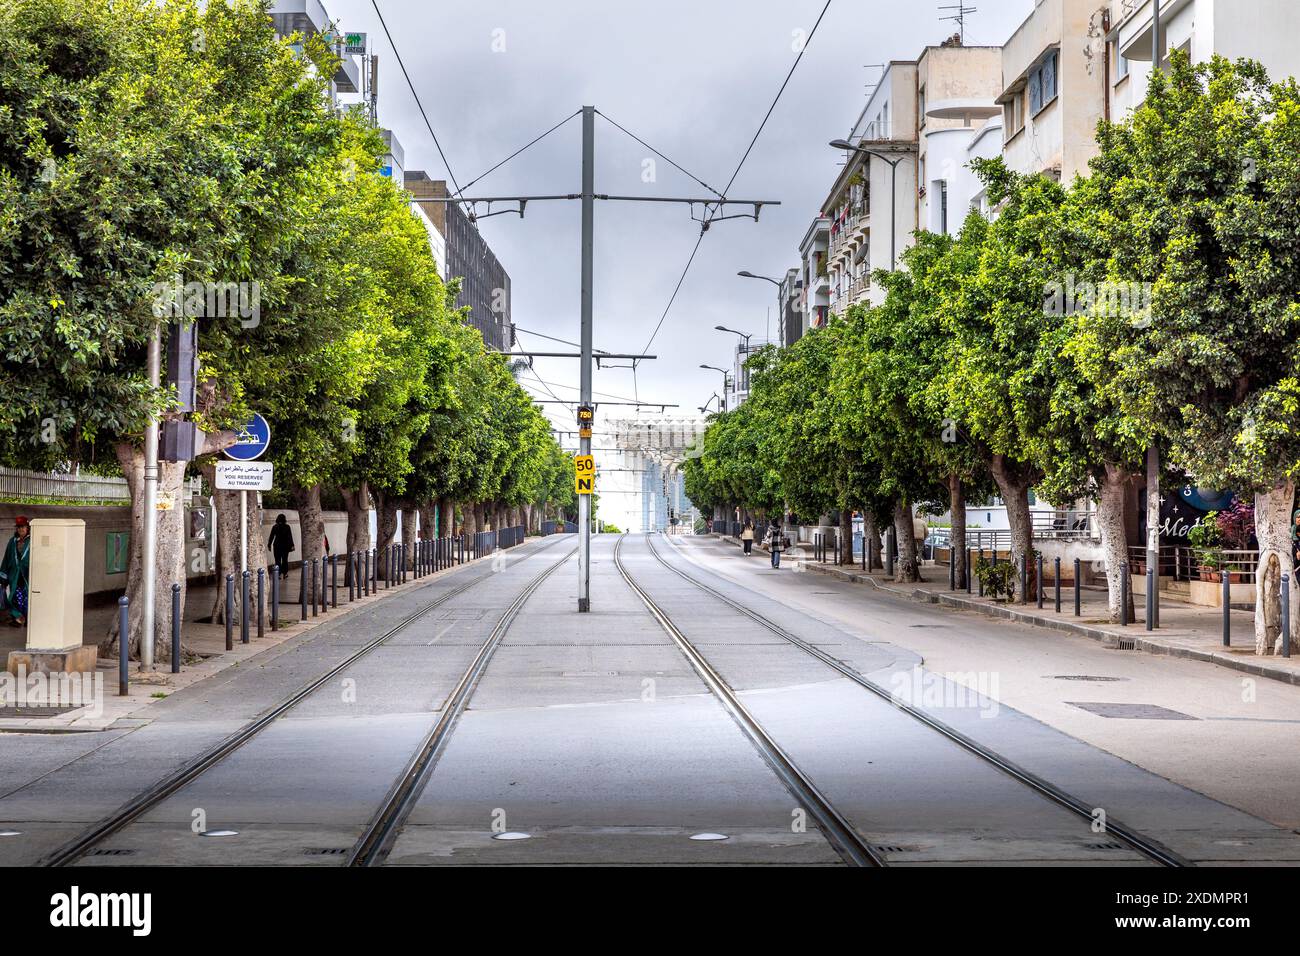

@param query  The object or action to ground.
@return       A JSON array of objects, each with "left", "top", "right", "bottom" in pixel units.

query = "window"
[
  {"left": 918, "top": 86, "right": 926, "bottom": 130},
  {"left": 939, "top": 180, "right": 949, "bottom": 235},
  {"left": 1028, "top": 51, "right": 1059, "bottom": 116},
  {"left": 1114, "top": 41, "right": 1129, "bottom": 82}
]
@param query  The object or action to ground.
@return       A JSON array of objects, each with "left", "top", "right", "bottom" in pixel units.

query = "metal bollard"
[
  {"left": 886, "top": 527, "right": 895, "bottom": 578},
  {"left": 966, "top": 548, "right": 973, "bottom": 594},
  {"left": 241, "top": 571, "right": 250, "bottom": 644},
  {"left": 348, "top": 551, "right": 356, "bottom": 602},
  {"left": 1146, "top": 567, "right": 1156, "bottom": 632},
  {"left": 1054, "top": 557, "right": 1061, "bottom": 613},
  {"left": 1283, "top": 572, "right": 1291, "bottom": 659},
  {"left": 171, "top": 583, "right": 182, "bottom": 674},
  {"left": 256, "top": 568, "right": 265, "bottom": 640},
  {"left": 1222, "top": 570, "right": 1231, "bottom": 646},
  {"left": 977, "top": 546, "right": 984, "bottom": 597},
  {"left": 363, "top": 550, "right": 370, "bottom": 597},
  {"left": 319, "top": 558, "right": 327, "bottom": 614},
  {"left": 331, "top": 554, "right": 338, "bottom": 608},
  {"left": 1120, "top": 563, "right": 1129, "bottom": 625},
  {"left": 1036, "top": 554, "right": 1044, "bottom": 609},
  {"left": 118, "top": 595, "right": 130, "bottom": 697},
  {"left": 949, "top": 548, "right": 956, "bottom": 591},
  {"left": 272, "top": 568, "right": 280, "bottom": 631},
  {"left": 300, "top": 561, "right": 308, "bottom": 621},
  {"left": 1020, "top": 554, "right": 1028, "bottom": 605},
  {"left": 225, "top": 573, "right": 234, "bottom": 650},
  {"left": 1074, "top": 558, "right": 1082, "bottom": 617},
  {"left": 371, "top": 548, "right": 378, "bottom": 592},
  {"left": 310, "top": 558, "right": 318, "bottom": 617}
]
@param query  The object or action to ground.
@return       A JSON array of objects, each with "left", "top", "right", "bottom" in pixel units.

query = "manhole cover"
[
  {"left": 1067, "top": 701, "right": 1196, "bottom": 720},
  {"left": 1050, "top": 675, "right": 1128, "bottom": 682}
]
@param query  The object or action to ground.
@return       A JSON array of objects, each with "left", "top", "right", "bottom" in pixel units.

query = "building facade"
[{"left": 405, "top": 172, "right": 513, "bottom": 352}]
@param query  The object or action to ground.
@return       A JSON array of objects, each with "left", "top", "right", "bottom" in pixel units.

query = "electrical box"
[
  {"left": 160, "top": 419, "right": 199, "bottom": 461},
  {"left": 166, "top": 320, "right": 198, "bottom": 412},
  {"left": 27, "top": 518, "right": 85, "bottom": 651}
]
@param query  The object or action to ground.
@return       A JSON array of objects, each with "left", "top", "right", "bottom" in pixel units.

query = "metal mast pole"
[
  {"left": 140, "top": 323, "right": 160, "bottom": 670},
  {"left": 578, "top": 105, "right": 594, "bottom": 612}
]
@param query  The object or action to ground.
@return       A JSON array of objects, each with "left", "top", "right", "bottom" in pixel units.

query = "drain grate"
[
  {"left": 1111, "top": 638, "right": 1136, "bottom": 651},
  {"left": 1051, "top": 675, "right": 1127, "bottom": 682},
  {"left": 1085, "top": 841, "right": 1124, "bottom": 850},
  {"left": 304, "top": 847, "right": 349, "bottom": 856},
  {"left": 1067, "top": 701, "right": 1197, "bottom": 720},
  {"left": 87, "top": 848, "right": 136, "bottom": 856},
  {"left": 871, "top": 844, "right": 912, "bottom": 854}
]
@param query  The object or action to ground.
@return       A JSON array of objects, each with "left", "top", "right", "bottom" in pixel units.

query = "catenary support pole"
[
  {"left": 140, "top": 324, "right": 160, "bottom": 671},
  {"left": 578, "top": 105, "right": 595, "bottom": 612}
]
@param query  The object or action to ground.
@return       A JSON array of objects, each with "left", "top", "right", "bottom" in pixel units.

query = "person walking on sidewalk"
[
  {"left": 741, "top": 522, "right": 754, "bottom": 555},
  {"left": 765, "top": 519, "right": 783, "bottom": 569},
  {"left": 268, "top": 514, "right": 294, "bottom": 580},
  {"left": 1, "top": 516, "right": 31, "bottom": 627}
]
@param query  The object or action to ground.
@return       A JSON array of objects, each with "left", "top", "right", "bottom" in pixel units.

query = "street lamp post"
[
  {"left": 738, "top": 270, "right": 785, "bottom": 344},
  {"left": 829, "top": 139, "right": 907, "bottom": 271},
  {"left": 699, "top": 364, "right": 730, "bottom": 412}
]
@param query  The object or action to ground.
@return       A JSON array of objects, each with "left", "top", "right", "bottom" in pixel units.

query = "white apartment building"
[
  {"left": 798, "top": 217, "right": 831, "bottom": 331},
  {"left": 824, "top": 42, "right": 1001, "bottom": 314},
  {"left": 1109, "top": 0, "right": 1300, "bottom": 116}
]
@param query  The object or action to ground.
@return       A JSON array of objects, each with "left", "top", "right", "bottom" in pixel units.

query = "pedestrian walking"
[
  {"left": 268, "top": 514, "right": 294, "bottom": 580},
  {"left": 1, "top": 516, "right": 31, "bottom": 627},
  {"left": 741, "top": 522, "right": 754, "bottom": 555},
  {"left": 765, "top": 519, "right": 783, "bottom": 569}
]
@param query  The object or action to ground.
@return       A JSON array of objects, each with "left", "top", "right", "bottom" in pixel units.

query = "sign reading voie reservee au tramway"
[
  {"left": 215, "top": 461, "right": 274, "bottom": 491},
  {"left": 224, "top": 412, "right": 271, "bottom": 461}
]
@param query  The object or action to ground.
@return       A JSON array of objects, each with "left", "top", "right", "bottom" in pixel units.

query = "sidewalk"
[
  {"left": 0, "top": 547, "right": 505, "bottom": 733},
  {"left": 715, "top": 535, "right": 1300, "bottom": 687}
]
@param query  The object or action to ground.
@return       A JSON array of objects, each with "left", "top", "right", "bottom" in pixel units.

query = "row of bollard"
[
  {"left": 958, "top": 547, "right": 1085, "bottom": 617},
  {"left": 118, "top": 530, "right": 526, "bottom": 697}
]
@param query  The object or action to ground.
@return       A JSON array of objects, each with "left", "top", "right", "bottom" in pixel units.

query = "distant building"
[
  {"left": 777, "top": 268, "right": 804, "bottom": 348},
  {"left": 798, "top": 217, "right": 831, "bottom": 331},
  {"left": 405, "top": 172, "right": 513, "bottom": 352}
]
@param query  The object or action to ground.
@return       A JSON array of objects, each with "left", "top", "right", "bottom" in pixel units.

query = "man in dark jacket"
[{"left": 268, "top": 514, "right": 294, "bottom": 580}]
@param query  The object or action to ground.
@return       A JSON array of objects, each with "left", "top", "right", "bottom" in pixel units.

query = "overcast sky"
[{"left": 331, "top": 1, "right": 1032, "bottom": 527}]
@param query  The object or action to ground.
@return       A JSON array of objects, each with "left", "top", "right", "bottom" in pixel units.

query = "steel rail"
[
  {"left": 348, "top": 544, "right": 578, "bottom": 866},
  {"left": 613, "top": 534, "right": 884, "bottom": 867},
  {"left": 37, "top": 535, "right": 571, "bottom": 868},
  {"left": 654, "top": 533, "right": 1189, "bottom": 868}
]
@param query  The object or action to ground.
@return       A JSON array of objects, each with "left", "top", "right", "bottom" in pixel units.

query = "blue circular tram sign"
[{"left": 224, "top": 413, "right": 271, "bottom": 461}]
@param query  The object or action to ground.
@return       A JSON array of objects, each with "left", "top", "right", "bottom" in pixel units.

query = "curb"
[{"left": 795, "top": 559, "right": 1300, "bottom": 687}]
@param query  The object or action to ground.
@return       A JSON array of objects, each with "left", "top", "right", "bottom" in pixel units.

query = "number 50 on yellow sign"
[{"left": 574, "top": 454, "right": 595, "bottom": 495}]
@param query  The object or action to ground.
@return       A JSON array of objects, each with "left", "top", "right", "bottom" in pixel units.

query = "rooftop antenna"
[{"left": 938, "top": 4, "right": 977, "bottom": 43}]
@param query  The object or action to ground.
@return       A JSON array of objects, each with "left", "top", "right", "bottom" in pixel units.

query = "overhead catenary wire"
[
  {"left": 452, "top": 110, "right": 583, "bottom": 199},
  {"left": 595, "top": 110, "right": 725, "bottom": 198},
  {"left": 638, "top": 0, "right": 834, "bottom": 359},
  {"left": 370, "top": 1, "right": 470, "bottom": 220}
]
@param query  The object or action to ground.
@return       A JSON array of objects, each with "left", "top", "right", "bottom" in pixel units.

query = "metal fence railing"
[
  {"left": 1128, "top": 545, "right": 1258, "bottom": 584},
  {"left": 0, "top": 466, "right": 203, "bottom": 505}
]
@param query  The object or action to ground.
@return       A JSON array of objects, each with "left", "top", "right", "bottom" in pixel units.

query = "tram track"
[
  {"left": 37, "top": 535, "right": 574, "bottom": 868},
  {"left": 612, "top": 534, "right": 885, "bottom": 867},
  {"left": 651, "top": 532, "right": 1188, "bottom": 868},
  {"left": 348, "top": 544, "right": 576, "bottom": 866}
]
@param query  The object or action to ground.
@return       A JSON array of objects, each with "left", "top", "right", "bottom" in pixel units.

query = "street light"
[
  {"left": 714, "top": 324, "right": 753, "bottom": 348},
  {"left": 829, "top": 138, "right": 908, "bottom": 271},
  {"left": 738, "top": 270, "right": 787, "bottom": 346},
  {"left": 737, "top": 270, "right": 781, "bottom": 286},
  {"left": 698, "top": 392, "right": 720, "bottom": 414},
  {"left": 699, "top": 364, "right": 730, "bottom": 412}
]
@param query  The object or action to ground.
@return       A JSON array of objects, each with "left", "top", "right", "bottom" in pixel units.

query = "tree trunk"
[
  {"left": 340, "top": 483, "right": 370, "bottom": 586},
  {"left": 949, "top": 474, "right": 967, "bottom": 589},
  {"left": 439, "top": 498, "right": 454, "bottom": 538},
  {"left": 1254, "top": 481, "right": 1298, "bottom": 655},
  {"left": 375, "top": 494, "right": 399, "bottom": 580},
  {"left": 893, "top": 500, "right": 920, "bottom": 583},
  {"left": 1097, "top": 464, "right": 1138, "bottom": 624},
  {"left": 293, "top": 484, "right": 326, "bottom": 564},
  {"left": 839, "top": 509, "right": 854, "bottom": 564},
  {"left": 105, "top": 444, "right": 187, "bottom": 664},
  {"left": 401, "top": 502, "right": 418, "bottom": 569},
  {"left": 990, "top": 454, "right": 1034, "bottom": 603},
  {"left": 202, "top": 462, "right": 246, "bottom": 627},
  {"left": 463, "top": 503, "right": 477, "bottom": 536},
  {"left": 863, "top": 511, "right": 880, "bottom": 570}
]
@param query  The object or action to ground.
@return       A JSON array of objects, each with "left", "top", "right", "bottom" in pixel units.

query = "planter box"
[
  {"left": 1188, "top": 578, "right": 1256, "bottom": 608},
  {"left": 1197, "top": 569, "right": 1246, "bottom": 584}
]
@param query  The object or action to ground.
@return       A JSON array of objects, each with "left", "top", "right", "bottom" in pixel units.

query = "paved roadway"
[{"left": 1, "top": 533, "right": 1298, "bottom": 866}]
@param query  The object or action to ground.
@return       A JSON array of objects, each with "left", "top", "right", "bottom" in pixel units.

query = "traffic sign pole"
[{"left": 578, "top": 105, "right": 594, "bottom": 613}]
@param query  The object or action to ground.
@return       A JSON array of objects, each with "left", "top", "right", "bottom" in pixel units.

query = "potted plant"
[
  {"left": 1214, "top": 500, "right": 1255, "bottom": 583},
  {"left": 975, "top": 558, "right": 1017, "bottom": 603},
  {"left": 1188, "top": 512, "right": 1223, "bottom": 581}
]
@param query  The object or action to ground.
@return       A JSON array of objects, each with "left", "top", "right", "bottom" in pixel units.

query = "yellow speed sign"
[{"left": 574, "top": 454, "right": 595, "bottom": 495}]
